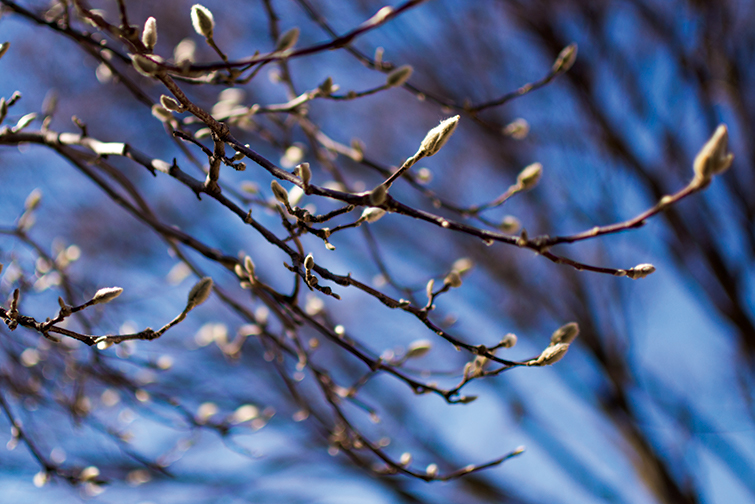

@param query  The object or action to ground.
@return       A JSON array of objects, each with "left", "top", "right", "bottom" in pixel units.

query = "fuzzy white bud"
[
  {"left": 271, "top": 180, "right": 289, "bottom": 205},
  {"left": 297, "top": 162, "right": 311, "bottom": 186},
  {"left": 142, "top": 17, "right": 158, "bottom": 51},
  {"left": 550, "top": 322, "right": 579, "bottom": 345},
  {"left": 552, "top": 43, "right": 578, "bottom": 73},
  {"left": 186, "top": 277, "right": 213, "bottom": 310},
  {"left": 692, "top": 124, "right": 734, "bottom": 187},
  {"left": 419, "top": 115, "right": 459, "bottom": 157},
  {"left": 160, "top": 95, "right": 183, "bottom": 112},
  {"left": 406, "top": 339, "right": 432, "bottom": 359},
  {"left": 191, "top": 4, "right": 215, "bottom": 39},
  {"left": 361, "top": 207, "right": 386, "bottom": 223},
  {"left": 275, "top": 27, "right": 300, "bottom": 52},
  {"left": 626, "top": 263, "right": 656, "bottom": 280},
  {"left": 92, "top": 287, "right": 123, "bottom": 305},
  {"left": 516, "top": 163, "right": 543, "bottom": 190}
]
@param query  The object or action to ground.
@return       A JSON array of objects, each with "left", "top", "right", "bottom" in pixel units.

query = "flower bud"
[
  {"left": 368, "top": 184, "right": 387, "bottom": 206},
  {"left": 304, "top": 253, "right": 314, "bottom": 271},
  {"left": 419, "top": 115, "right": 459, "bottom": 157},
  {"left": 191, "top": 4, "right": 215, "bottom": 39},
  {"left": 160, "top": 95, "right": 183, "bottom": 112},
  {"left": 531, "top": 342, "right": 570, "bottom": 366},
  {"left": 131, "top": 54, "right": 161, "bottom": 76},
  {"left": 444, "top": 271, "right": 462, "bottom": 288},
  {"left": 516, "top": 163, "right": 542, "bottom": 190},
  {"left": 142, "top": 17, "right": 158, "bottom": 51},
  {"left": 297, "top": 162, "right": 311, "bottom": 186},
  {"left": 92, "top": 287, "right": 123, "bottom": 305},
  {"left": 361, "top": 207, "right": 386, "bottom": 223},
  {"left": 271, "top": 180, "right": 289, "bottom": 205},
  {"left": 552, "top": 43, "right": 578, "bottom": 73},
  {"left": 550, "top": 322, "right": 579, "bottom": 345},
  {"left": 186, "top": 277, "right": 213, "bottom": 310},
  {"left": 692, "top": 124, "right": 734, "bottom": 187},
  {"left": 0, "top": 42, "right": 10, "bottom": 60},
  {"left": 626, "top": 263, "right": 656, "bottom": 280},
  {"left": 386, "top": 65, "right": 413, "bottom": 87},
  {"left": 406, "top": 339, "right": 432, "bottom": 359},
  {"left": 275, "top": 27, "right": 300, "bottom": 52}
]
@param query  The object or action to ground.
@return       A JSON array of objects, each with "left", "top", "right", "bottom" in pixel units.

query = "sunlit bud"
[
  {"left": 419, "top": 115, "right": 459, "bottom": 156},
  {"left": 516, "top": 162, "right": 542, "bottom": 190},
  {"left": 142, "top": 17, "right": 158, "bottom": 51},
  {"left": 532, "top": 342, "right": 570, "bottom": 366},
  {"left": 244, "top": 256, "right": 255, "bottom": 277},
  {"left": 459, "top": 395, "right": 478, "bottom": 404},
  {"left": 14, "top": 113, "right": 36, "bottom": 131},
  {"left": 33, "top": 471, "right": 48, "bottom": 488},
  {"left": 92, "top": 287, "right": 123, "bottom": 305},
  {"left": 131, "top": 54, "right": 161, "bottom": 76},
  {"left": 386, "top": 65, "right": 413, "bottom": 87},
  {"left": 186, "top": 277, "right": 213, "bottom": 310},
  {"left": 369, "top": 6, "right": 394, "bottom": 25},
  {"left": 499, "top": 215, "right": 521, "bottom": 233},
  {"left": 304, "top": 253, "right": 314, "bottom": 271},
  {"left": 399, "top": 452, "right": 412, "bottom": 466},
  {"left": 275, "top": 27, "right": 300, "bottom": 52},
  {"left": 500, "top": 333, "right": 517, "bottom": 348},
  {"left": 191, "top": 4, "right": 215, "bottom": 39},
  {"left": 425, "top": 278, "right": 435, "bottom": 301},
  {"left": 444, "top": 271, "right": 462, "bottom": 288},
  {"left": 361, "top": 207, "right": 386, "bottom": 223},
  {"left": 79, "top": 466, "right": 100, "bottom": 481},
  {"left": 626, "top": 263, "right": 656, "bottom": 280},
  {"left": 0, "top": 42, "right": 9, "bottom": 60},
  {"left": 406, "top": 339, "right": 432, "bottom": 359},
  {"left": 297, "top": 162, "right": 311, "bottom": 186},
  {"left": 234, "top": 263, "right": 245, "bottom": 278},
  {"left": 151, "top": 105, "right": 173, "bottom": 123},
  {"left": 426, "top": 463, "right": 439, "bottom": 477},
  {"left": 552, "top": 43, "right": 578, "bottom": 73},
  {"left": 160, "top": 95, "right": 183, "bottom": 112},
  {"left": 550, "top": 322, "right": 579, "bottom": 345},
  {"left": 503, "top": 118, "right": 529, "bottom": 140},
  {"left": 271, "top": 180, "right": 289, "bottom": 205},
  {"left": 24, "top": 188, "right": 42, "bottom": 212},
  {"left": 452, "top": 257, "right": 474, "bottom": 275},
  {"left": 692, "top": 124, "right": 734, "bottom": 187},
  {"left": 368, "top": 184, "right": 387, "bottom": 206}
]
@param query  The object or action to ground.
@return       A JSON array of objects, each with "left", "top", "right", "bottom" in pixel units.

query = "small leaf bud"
[
  {"left": 425, "top": 278, "right": 435, "bottom": 301},
  {"left": 142, "top": 17, "right": 158, "bottom": 51},
  {"left": 499, "top": 215, "right": 521, "bottom": 234},
  {"left": 406, "top": 339, "right": 432, "bottom": 359},
  {"left": 275, "top": 27, "right": 300, "bottom": 52},
  {"left": 503, "top": 118, "right": 529, "bottom": 140},
  {"left": 187, "top": 277, "right": 213, "bottom": 310},
  {"left": 399, "top": 452, "right": 412, "bottom": 466},
  {"left": 270, "top": 180, "right": 289, "bottom": 205},
  {"left": 386, "top": 65, "right": 413, "bottom": 87},
  {"left": 516, "top": 162, "right": 543, "bottom": 190},
  {"left": 550, "top": 322, "right": 579, "bottom": 345},
  {"left": 92, "top": 287, "right": 123, "bottom": 305},
  {"left": 552, "top": 43, "right": 578, "bottom": 73},
  {"left": 24, "top": 188, "right": 42, "bottom": 212},
  {"left": 191, "top": 4, "right": 215, "bottom": 39},
  {"left": 419, "top": 115, "right": 459, "bottom": 157},
  {"left": 426, "top": 463, "right": 439, "bottom": 477}
]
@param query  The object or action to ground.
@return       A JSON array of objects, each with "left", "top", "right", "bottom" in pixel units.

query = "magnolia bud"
[
  {"left": 552, "top": 43, "right": 578, "bottom": 73},
  {"left": 386, "top": 65, "right": 413, "bottom": 87},
  {"left": 626, "top": 263, "right": 656, "bottom": 280},
  {"left": 361, "top": 207, "right": 386, "bottom": 223},
  {"left": 304, "top": 253, "right": 314, "bottom": 271},
  {"left": 444, "top": 271, "right": 462, "bottom": 288},
  {"left": 550, "top": 322, "right": 579, "bottom": 345},
  {"left": 186, "top": 277, "right": 213, "bottom": 310},
  {"left": 692, "top": 124, "right": 734, "bottom": 187},
  {"left": 368, "top": 184, "right": 387, "bottom": 206},
  {"left": 297, "top": 162, "right": 311, "bottom": 186},
  {"left": 419, "top": 115, "right": 459, "bottom": 157},
  {"left": 142, "top": 17, "right": 158, "bottom": 51},
  {"left": 160, "top": 95, "right": 183, "bottom": 112},
  {"left": 516, "top": 163, "right": 542, "bottom": 190},
  {"left": 190, "top": 4, "right": 215, "bottom": 39},
  {"left": 406, "top": 339, "right": 432, "bottom": 359},
  {"left": 92, "top": 287, "right": 123, "bottom": 305},
  {"left": 271, "top": 180, "right": 289, "bottom": 205},
  {"left": 275, "top": 27, "right": 300, "bottom": 52}
]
